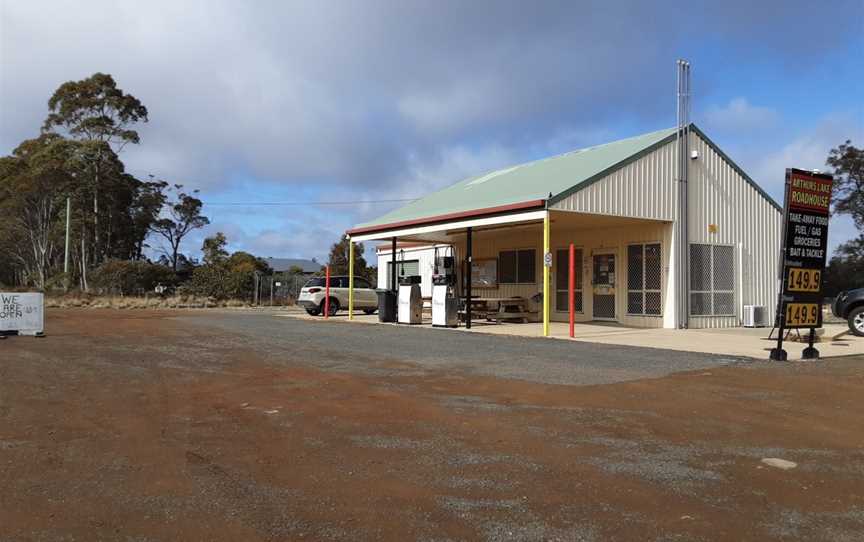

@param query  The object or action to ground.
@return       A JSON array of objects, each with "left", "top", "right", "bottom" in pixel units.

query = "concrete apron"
[{"left": 279, "top": 310, "right": 864, "bottom": 361}]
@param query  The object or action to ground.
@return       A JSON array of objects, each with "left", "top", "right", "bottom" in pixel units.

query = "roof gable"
[
  {"left": 351, "top": 123, "right": 780, "bottom": 234},
  {"left": 355, "top": 126, "right": 677, "bottom": 231}
]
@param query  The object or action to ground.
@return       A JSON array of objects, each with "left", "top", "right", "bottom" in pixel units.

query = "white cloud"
[
  {"left": 742, "top": 112, "right": 864, "bottom": 251},
  {"left": 3, "top": 0, "right": 861, "bottom": 260},
  {"left": 704, "top": 98, "right": 779, "bottom": 134},
  {"left": 748, "top": 112, "right": 862, "bottom": 191}
]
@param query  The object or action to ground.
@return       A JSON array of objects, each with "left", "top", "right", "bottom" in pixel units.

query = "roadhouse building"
[{"left": 346, "top": 123, "right": 782, "bottom": 333}]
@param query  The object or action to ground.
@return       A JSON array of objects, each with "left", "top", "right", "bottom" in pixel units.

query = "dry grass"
[{"left": 44, "top": 294, "right": 254, "bottom": 310}]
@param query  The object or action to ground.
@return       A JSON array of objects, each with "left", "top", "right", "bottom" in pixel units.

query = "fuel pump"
[
  {"left": 397, "top": 249, "right": 422, "bottom": 324},
  {"left": 431, "top": 246, "right": 458, "bottom": 327}
]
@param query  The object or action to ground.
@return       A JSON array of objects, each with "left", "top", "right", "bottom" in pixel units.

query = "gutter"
[{"left": 346, "top": 199, "right": 546, "bottom": 237}]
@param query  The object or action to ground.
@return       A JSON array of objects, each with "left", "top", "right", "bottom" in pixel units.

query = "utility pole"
[{"left": 64, "top": 197, "right": 71, "bottom": 289}]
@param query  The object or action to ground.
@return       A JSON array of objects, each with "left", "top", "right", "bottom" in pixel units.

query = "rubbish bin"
[{"left": 376, "top": 289, "right": 397, "bottom": 322}]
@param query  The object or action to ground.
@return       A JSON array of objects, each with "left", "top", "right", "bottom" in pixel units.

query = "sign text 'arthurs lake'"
[{"left": 778, "top": 169, "right": 833, "bottom": 329}]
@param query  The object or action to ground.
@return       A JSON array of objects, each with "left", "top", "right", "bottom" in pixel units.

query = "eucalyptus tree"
[
  {"left": 41, "top": 73, "right": 148, "bottom": 264},
  {"left": 150, "top": 186, "right": 210, "bottom": 271},
  {"left": 0, "top": 134, "right": 77, "bottom": 288}
]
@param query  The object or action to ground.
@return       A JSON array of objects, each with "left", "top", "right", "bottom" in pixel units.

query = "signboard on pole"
[
  {"left": 0, "top": 292, "right": 45, "bottom": 336},
  {"left": 770, "top": 168, "right": 833, "bottom": 361}
]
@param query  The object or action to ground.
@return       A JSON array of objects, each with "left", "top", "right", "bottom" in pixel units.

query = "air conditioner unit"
[{"left": 742, "top": 305, "right": 765, "bottom": 327}]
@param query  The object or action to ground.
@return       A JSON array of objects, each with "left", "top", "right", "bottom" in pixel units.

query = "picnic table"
[{"left": 459, "top": 296, "right": 536, "bottom": 324}]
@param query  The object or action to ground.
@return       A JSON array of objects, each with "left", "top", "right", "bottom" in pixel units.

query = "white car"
[{"left": 297, "top": 276, "right": 379, "bottom": 316}]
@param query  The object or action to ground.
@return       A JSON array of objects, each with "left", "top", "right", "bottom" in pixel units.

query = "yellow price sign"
[
  {"left": 784, "top": 302, "right": 819, "bottom": 327},
  {"left": 787, "top": 267, "right": 821, "bottom": 293}
]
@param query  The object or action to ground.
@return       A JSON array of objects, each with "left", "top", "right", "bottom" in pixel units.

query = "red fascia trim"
[{"left": 346, "top": 199, "right": 546, "bottom": 236}]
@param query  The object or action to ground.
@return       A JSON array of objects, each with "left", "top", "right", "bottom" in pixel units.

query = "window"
[
  {"left": 689, "top": 244, "right": 735, "bottom": 316},
  {"left": 305, "top": 276, "right": 349, "bottom": 288},
  {"left": 354, "top": 278, "right": 372, "bottom": 289},
  {"left": 499, "top": 249, "right": 536, "bottom": 284},
  {"left": 627, "top": 243, "right": 662, "bottom": 316},
  {"left": 305, "top": 277, "right": 325, "bottom": 287},
  {"left": 386, "top": 259, "right": 420, "bottom": 289},
  {"left": 555, "top": 248, "right": 583, "bottom": 312}
]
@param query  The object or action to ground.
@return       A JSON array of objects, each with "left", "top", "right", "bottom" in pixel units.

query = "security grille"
[
  {"left": 593, "top": 293, "right": 616, "bottom": 319},
  {"left": 555, "top": 248, "right": 583, "bottom": 312},
  {"left": 592, "top": 253, "right": 616, "bottom": 319},
  {"left": 689, "top": 244, "right": 735, "bottom": 316},
  {"left": 627, "top": 243, "right": 662, "bottom": 316}
]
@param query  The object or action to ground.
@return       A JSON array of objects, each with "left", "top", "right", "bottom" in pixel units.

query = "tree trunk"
[
  {"left": 172, "top": 241, "right": 179, "bottom": 271},
  {"left": 80, "top": 233, "right": 89, "bottom": 292},
  {"left": 93, "top": 184, "right": 99, "bottom": 265}
]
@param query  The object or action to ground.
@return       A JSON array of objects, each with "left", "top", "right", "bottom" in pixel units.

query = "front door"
[{"left": 592, "top": 253, "right": 616, "bottom": 320}]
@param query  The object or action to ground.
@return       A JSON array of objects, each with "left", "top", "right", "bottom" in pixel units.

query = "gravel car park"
[{"left": 2, "top": 309, "right": 864, "bottom": 541}]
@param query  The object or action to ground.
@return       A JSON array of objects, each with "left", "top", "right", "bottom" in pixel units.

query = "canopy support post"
[
  {"left": 466, "top": 227, "right": 472, "bottom": 329},
  {"left": 543, "top": 211, "right": 550, "bottom": 337},
  {"left": 348, "top": 238, "right": 354, "bottom": 320}
]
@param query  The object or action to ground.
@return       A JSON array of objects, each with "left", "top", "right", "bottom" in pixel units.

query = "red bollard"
[
  {"left": 569, "top": 243, "right": 575, "bottom": 338},
  {"left": 324, "top": 265, "right": 331, "bottom": 319}
]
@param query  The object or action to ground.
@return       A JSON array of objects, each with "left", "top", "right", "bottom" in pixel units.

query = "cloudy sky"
[{"left": 2, "top": 0, "right": 862, "bottom": 262}]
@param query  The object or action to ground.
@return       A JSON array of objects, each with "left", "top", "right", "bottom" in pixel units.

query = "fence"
[
  {"left": 253, "top": 273, "right": 311, "bottom": 306},
  {"left": 251, "top": 271, "right": 378, "bottom": 306}
]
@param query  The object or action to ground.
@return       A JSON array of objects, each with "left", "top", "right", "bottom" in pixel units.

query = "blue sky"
[{"left": 2, "top": 0, "right": 862, "bottom": 264}]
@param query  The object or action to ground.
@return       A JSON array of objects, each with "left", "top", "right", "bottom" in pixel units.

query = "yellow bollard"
[{"left": 543, "top": 212, "right": 550, "bottom": 337}]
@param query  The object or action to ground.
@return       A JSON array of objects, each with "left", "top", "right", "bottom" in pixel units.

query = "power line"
[{"left": 201, "top": 198, "right": 419, "bottom": 207}]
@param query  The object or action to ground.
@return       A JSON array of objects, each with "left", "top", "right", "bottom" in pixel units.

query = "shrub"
[
  {"left": 182, "top": 263, "right": 254, "bottom": 301},
  {"left": 91, "top": 260, "right": 177, "bottom": 296}
]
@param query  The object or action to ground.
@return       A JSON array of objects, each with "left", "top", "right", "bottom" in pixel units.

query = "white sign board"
[{"left": 0, "top": 293, "right": 44, "bottom": 335}]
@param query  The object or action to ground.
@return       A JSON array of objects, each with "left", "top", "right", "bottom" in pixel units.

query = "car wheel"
[
  {"left": 320, "top": 298, "right": 340, "bottom": 316},
  {"left": 305, "top": 308, "right": 320, "bottom": 316},
  {"left": 363, "top": 308, "right": 376, "bottom": 315},
  {"left": 848, "top": 306, "right": 864, "bottom": 337}
]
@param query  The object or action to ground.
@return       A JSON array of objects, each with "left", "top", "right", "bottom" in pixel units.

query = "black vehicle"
[{"left": 832, "top": 288, "right": 864, "bottom": 337}]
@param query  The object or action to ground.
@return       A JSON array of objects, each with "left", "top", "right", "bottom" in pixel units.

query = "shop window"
[
  {"left": 499, "top": 249, "right": 536, "bottom": 284},
  {"left": 627, "top": 243, "right": 662, "bottom": 316},
  {"left": 689, "top": 244, "right": 734, "bottom": 316},
  {"left": 555, "top": 248, "right": 583, "bottom": 312}
]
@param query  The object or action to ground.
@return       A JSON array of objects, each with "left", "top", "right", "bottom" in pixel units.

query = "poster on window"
[
  {"left": 470, "top": 258, "right": 498, "bottom": 288},
  {"left": 778, "top": 168, "right": 833, "bottom": 328}
]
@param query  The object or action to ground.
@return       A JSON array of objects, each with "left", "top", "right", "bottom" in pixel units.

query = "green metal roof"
[
  {"left": 351, "top": 123, "right": 782, "bottom": 235},
  {"left": 354, "top": 126, "right": 679, "bottom": 232}
]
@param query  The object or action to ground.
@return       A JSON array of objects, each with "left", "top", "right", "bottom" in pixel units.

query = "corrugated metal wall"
[
  {"left": 551, "top": 141, "right": 678, "bottom": 220},
  {"left": 450, "top": 225, "right": 543, "bottom": 315},
  {"left": 551, "top": 132, "right": 781, "bottom": 328},
  {"left": 441, "top": 220, "right": 672, "bottom": 327},
  {"left": 548, "top": 221, "right": 673, "bottom": 328},
  {"left": 686, "top": 132, "right": 782, "bottom": 328}
]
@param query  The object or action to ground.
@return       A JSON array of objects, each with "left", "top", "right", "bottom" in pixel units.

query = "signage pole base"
[
  {"left": 802, "top": 347, "right": 819, "bottom": 360},
  {"left": 802, "top": 328, "right": 819, "bottom": 360},
  {"left": 769, "top": 348, "right": 788, "bottom": 361}
]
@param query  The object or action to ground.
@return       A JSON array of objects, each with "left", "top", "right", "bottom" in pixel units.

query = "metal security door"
[{"left": 592, "top": 253, "right": 616, "bottom": 320}]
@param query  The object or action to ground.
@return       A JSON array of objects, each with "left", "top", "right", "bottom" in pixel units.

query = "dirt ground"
[{"left": 1, "top": 310, "right": 863, "bottom": 541}]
